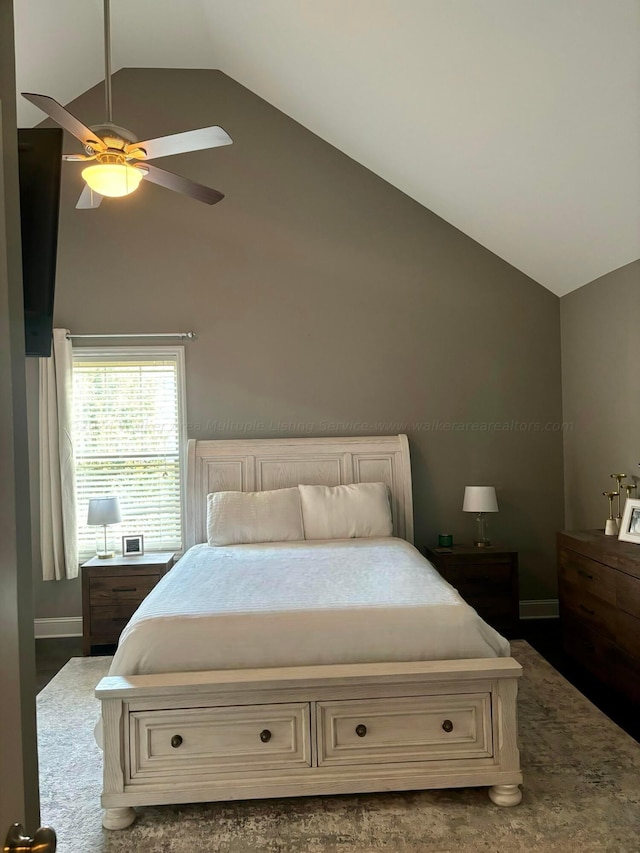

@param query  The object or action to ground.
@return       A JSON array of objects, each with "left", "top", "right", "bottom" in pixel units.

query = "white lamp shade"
[
  {"left": 463, "top": 486, "right": 498, "bottom": 513},
  {"left": 87, "top": 496, "right": 122, "bottom": 526}
]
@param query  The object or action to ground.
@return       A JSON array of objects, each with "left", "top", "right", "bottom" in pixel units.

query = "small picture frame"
[
  {"left": 122, "top": 534, "right": 144, "bottom": 556},
  {"left": 618, "top": 499, "right": 640, "bottom": 544}
]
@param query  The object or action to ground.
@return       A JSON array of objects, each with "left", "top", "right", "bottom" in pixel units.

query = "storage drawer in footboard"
[
  {"left": 317, "top": 693, "right": 493, "bottom": 767},
  {"left": 128, "top": 702, "right": 312, "bottom": 781}
]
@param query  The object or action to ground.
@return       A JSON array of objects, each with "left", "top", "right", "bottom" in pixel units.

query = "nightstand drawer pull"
[
  {"left": 577, "top": 569, "right": 594, "bottom": 580},
  {"left": 355, "top": 724, "right": 367, "bottom": 738},
  {"left": 171, "top": 735, "right": 183, "bottom": 749},
  {"left": 112, "top": 586, "right": 137, "bottom": 593},
  {"left": 260, "top": 729, "right": 272, "bottom": 743},
  {"left": 442, "top": 719, "right": 454, "bottom": 733},
  {"left": 579, "top": 604, "right": 595, "bottom": 616}
]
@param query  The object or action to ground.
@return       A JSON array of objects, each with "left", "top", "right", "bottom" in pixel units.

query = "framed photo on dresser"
[{"left": 618, "top": 499, "right": 640, "bottom": 544}]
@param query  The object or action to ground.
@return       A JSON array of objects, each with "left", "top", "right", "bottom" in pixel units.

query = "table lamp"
[
  {"left": 463, "top": 486, "right": 498, "bottom": 547},
  {"left": 87, "top": 496, "right": 121, "bottom": 558}
]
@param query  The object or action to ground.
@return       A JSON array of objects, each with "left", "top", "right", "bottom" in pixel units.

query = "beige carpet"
[{"left": 37, "top": 641, "right": 640, "bottom": 852}]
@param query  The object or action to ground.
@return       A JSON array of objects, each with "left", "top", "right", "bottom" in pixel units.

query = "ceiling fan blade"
[
  {"left": 63, "top": 153, "right": 96, "bottom": 161},
  {"left": 22, "top": 93, "right": 104, "bottom": 151},
  {"left": 76, "top": 183, "right": 103, "bottom": 210},
  {"left": 126, "top": 126, "right": 232, "bottom": 161},
  {"left": 139, "top": 164, "right": 224, "bottom": 205}
]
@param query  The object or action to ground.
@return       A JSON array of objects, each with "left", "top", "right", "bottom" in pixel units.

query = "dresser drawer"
[
  {"left": 560, "top": 583, "right": 616, "bottom": 642},
  {"left": 89, "top": 574, "right": 158, "bottom": 605},
  {"left": 616, "top": 571, "right": 640, "bottom": 621},
  {"left": 317, "top": 693, "right": 492, "bottom": 767},
  {"left": 129, "top": 703, "right": 311, "bottom": 780},
  {"left": 562, "top": 611, "right": 616, "bottom": 683},
  {"left": 90, "top": 604, "right": 140, "bottom": 637},
  {"left": 616, "top": 609, "right": 640, "bottom": 659},
  {"left": 613, "top": 648, "right": 640, "bottom": 705},
  {"left": 558, "top": 550, "right": 615, "bottom": 605}
]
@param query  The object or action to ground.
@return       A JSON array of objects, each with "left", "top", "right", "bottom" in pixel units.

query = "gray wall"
[
  {"left": 31, "top": 68, "right": 565, "bottom": 619},
  {"left": 561, "top": 259, "right": 640, "bottom": 529}
]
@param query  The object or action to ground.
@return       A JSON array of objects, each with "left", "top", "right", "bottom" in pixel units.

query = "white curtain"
[{"left": 39, "top": 328, "right": 78, "bottom": 580}]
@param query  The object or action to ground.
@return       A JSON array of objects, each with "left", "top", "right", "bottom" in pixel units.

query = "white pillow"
[
  {"left": 298, "top": 482, "right": 393, "bottom": 540},
  {"left": 206, "top": 488, "right": 304, "bottom": 546}
]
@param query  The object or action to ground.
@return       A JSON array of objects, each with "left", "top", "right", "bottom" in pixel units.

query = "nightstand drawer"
[
  {"left": 424, "top": 546, "right": 519, "bottom": 634},
  {"left": 90, "top": 574, "right": 159, "bottom": 605},
  {"left": 470, "top": 599, "right": 514, "bottom": 626},
  {"left": 82, "top": 553, "right": 174, "bottom": 654},
  {"left": 440, "top": 564, "right": 512, "bottom": 592},
  {"left": 90, "top": 604, "right": 140, "bottom": 638}
]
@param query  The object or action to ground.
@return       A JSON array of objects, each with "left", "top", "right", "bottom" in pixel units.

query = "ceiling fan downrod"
[{"left": 104, "top": 0, "right": 113, "bottom": 124}]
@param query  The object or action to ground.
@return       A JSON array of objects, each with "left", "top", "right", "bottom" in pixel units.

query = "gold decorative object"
[
  {"left": 603, "top": 491, "right": 619, "bottom": 535},
  {"left": 610, "top": 473, "right": 628, "bottom": 520},
  {"left": 622, "top": 483, "right": 637, "bottom": 505}
]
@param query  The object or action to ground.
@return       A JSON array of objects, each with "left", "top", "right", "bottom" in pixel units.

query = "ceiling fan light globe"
[{"left": 81, "top": 163, "right": 143, "bottom": 198}]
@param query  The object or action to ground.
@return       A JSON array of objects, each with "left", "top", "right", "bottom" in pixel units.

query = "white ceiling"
[{"left": 13, "top": 0, "right": 640, "bottom": 296}]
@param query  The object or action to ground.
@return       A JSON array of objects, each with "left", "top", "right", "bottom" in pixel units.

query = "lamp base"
[
  {"left": 95, "top": 524, "right": 116, "bottom": 559},
  {"left": 474, "top": 513, "right": 491, "bottom": 548}
]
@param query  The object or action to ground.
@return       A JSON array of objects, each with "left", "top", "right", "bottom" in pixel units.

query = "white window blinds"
[{"left": 73, "top": 347, "right": 185, "bottom": 558}]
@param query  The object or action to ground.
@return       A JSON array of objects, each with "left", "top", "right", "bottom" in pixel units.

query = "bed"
[{"left": 96, "top": 435, "right": 522, "bottom": 830}]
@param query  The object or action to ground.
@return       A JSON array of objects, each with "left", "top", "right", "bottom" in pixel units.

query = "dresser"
[
  {"left": 557, "top": 530, "right": 640, "bottom": 705},
  {"left": 81, "top": 552, "right": 174, "bottom": 655},
  {"left": 423, "top": 545, "right": 519, "bottom": 635}
]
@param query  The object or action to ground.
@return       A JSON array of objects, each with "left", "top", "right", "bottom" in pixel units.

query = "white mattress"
[{"left": 107, "top": 538, "right": 510, "bottom": 678}]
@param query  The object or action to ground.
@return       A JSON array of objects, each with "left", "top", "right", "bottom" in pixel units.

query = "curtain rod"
[{"left": 66, "top": 331, "right": 197, "bottom": 341}]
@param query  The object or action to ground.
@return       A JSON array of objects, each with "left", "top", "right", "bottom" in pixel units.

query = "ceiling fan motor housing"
[{"left": 86, "top": 121, "right": 139, "bottom": 156}]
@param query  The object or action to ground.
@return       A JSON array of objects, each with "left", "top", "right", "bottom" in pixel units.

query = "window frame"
[{"left": 72, "top": 344, "right": 187, "bottom": 558}]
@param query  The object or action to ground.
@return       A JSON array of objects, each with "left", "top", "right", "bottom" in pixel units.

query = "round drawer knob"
[
  {"left": 442, "top": 719, "right": 454, "bottom": 733},
  {"left": 260, "top": 729, "right": 272, "bottom": 743},
  {"left": 171, "top": 734, "right": 183, "bottom": 748},
  {"left": 355, "top": 724, "right": 367, "bottom": 738}
]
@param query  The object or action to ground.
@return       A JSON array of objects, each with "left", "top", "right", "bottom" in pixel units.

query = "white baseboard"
[
  {"left": 519, "top": 599, "right": 559, "bottom": 620},
  {"left": 34, "top": 617, "right": 83, "bottom": 639}
]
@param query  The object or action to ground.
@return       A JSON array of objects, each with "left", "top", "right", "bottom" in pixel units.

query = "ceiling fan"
[{"left": 22, "top": 0, "right": 232, "bottom": 209}]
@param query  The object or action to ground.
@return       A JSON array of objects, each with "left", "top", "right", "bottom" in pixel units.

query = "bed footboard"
[{"left": 96, "top": 656, "right": 522, "bottom": 829}]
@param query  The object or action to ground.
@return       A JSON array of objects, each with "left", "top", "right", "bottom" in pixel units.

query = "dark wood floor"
[
  {"left": 35, "top": 636, "right": 84, "bottom": 693},
  {"left": 35, "top": 619, "right": 639, "bottom": 744}
]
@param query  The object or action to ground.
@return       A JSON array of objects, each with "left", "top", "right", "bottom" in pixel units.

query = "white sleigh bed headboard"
[{"left": 185, "top": 434, "right": 414, "bottom": 549}]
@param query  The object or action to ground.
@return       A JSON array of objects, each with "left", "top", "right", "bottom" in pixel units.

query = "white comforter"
[{"left": 107, "top": 538, "right": 509, "bottom": 678}]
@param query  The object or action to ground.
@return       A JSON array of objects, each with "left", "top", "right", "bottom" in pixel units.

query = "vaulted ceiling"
[{"left": 13, "top": 0, "right": 640, "bottom": 296}]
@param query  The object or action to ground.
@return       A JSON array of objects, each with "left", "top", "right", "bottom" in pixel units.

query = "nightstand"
[
  {"left": 81, "top": 552, "right": 174, "bottom": 655},
  {"left": 423, "top": 544, "right": 519, "bottom": 635}
]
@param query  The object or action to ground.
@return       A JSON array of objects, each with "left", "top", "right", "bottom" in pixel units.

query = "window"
[{"left": 73, "top": 347, "right": 186, "bottom": 559}]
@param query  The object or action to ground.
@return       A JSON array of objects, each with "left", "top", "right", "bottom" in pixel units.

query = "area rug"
[{"left": 36, "top": 641, "right": 640, "bottom": 853}]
